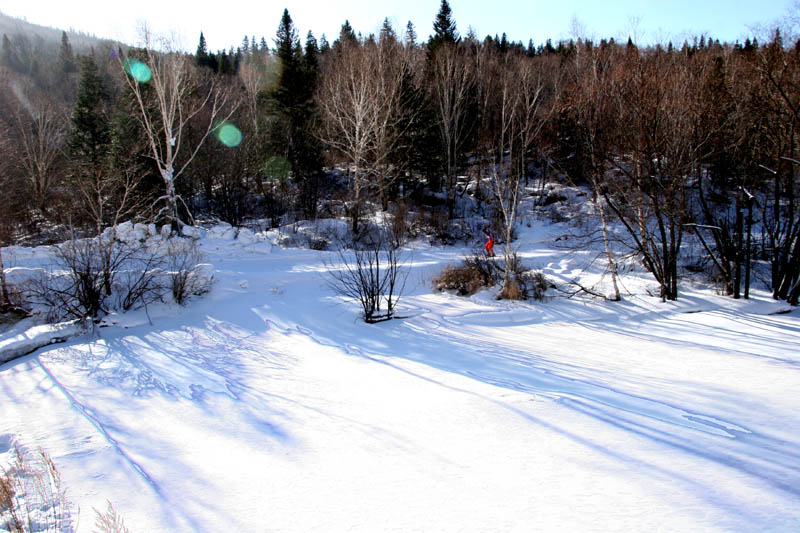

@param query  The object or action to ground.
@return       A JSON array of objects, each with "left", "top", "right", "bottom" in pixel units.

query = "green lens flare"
[
  {"left": 124, "top": 59, "right": 152, "bottom": 83},
  {"left": 216, "top": 123, "right": 243, "bottom": 148},
  {"left": 262, "top": 155, "right": 291, "bottom": 183}
]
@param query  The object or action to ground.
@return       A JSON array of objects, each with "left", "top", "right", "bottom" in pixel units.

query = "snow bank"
[
  {"left": 0, "top": 321, "right": 83, "bottom": 364},
  {"left": 207, "top": 223, "right": 237, "bottom": 240},
  {"left": 236, "top": 228, "right": 257, "bottom": 245},
  {"left": 181, "top": 225, "right": 206, "bottom": 240}
]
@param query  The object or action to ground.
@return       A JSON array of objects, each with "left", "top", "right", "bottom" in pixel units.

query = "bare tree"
[
  {"left": 371, "top": 27, "right": 421, "bottom": 211},
  {"left": 317, "top": 40, "right": 381, "bottom": 234},
  {"left": 564, "top": 41, "right": 623, "bottom": 300},
  {"left": 325, "top": 228, "right": 408, "bottom": 323},
  {"left": 753, "top": 32, "right": 800, "bottom": 304},
  {"left": 10, "top": 87, "right": 66, "bottom": 214},
  {"left": 317, "top": 30, "right": 422, "bottom": 222},
  {"left": 603, "top": 49, "right": 706, "bottom": 301},
  {"left": 483, "top": 52, "right": 549, "bottom": 296},
  {"left": 238, "top": 53, "right": 278, "bottom": 137},
  {"left": 122, "top": 28, "right": 235, "bottom": 232},
  {"left": 430, "top": 43, "right": 475, "bottom": 218}
]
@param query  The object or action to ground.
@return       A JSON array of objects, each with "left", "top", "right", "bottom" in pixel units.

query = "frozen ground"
[{"left": 1, "top": 218, "right": 799, "bottom": 531}]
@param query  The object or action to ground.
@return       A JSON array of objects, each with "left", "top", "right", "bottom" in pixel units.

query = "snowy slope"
[{"left": 1, "top": 219, "right": 799, "bottom": 531}]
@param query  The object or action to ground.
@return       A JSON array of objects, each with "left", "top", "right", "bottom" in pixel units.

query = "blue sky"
[{"left": 1, "top": 0, "right": 794, "bottom": 51}]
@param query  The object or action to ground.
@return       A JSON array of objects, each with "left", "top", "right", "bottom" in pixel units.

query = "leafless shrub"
[
  {"left": 28, "top": 235, "right": 166, "bottom": 321},
  {"left": 433, "top": 264, "right": 491, "bottom": 296},
  {"left": 325, "top": 230, "right": 408, "bottom": 323},
  {"left": 166, "top": 239, "right": 213, "bottom": 306},
  {"left": 388, "top": 201, "right": 410, "bottom": 249},
  {"left": 28, "top": 238, "right": 116, "bottom": 321},
  {"left": 500, "top": 270, "right": 550, "bottom": 301},
  {"left": 114, "top": 243, "right": 167, "bottom": 312},
  {"left": 0, "top": 445, "right": 74, "bottom": 532}
]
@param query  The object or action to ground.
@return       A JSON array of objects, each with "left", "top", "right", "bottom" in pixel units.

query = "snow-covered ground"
[{"left": 1, "top": 216, "right": 799, "bottom": 531}]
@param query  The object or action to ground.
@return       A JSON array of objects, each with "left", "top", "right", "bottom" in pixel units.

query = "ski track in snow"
[
  {"left": 34, "top": 358, "right": 162, "bottom": 494},
  {"left": 259, "top": 296, "right": 800, "bottom": 502}
]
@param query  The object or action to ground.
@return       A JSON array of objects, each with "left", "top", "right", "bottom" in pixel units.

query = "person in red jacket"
[{"left": 483, "top": 228, "right": 496, "bottom": 257}]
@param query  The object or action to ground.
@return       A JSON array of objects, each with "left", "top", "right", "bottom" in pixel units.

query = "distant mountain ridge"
[{"left": 0, "top": 10, "right": 126, "bottom": 52}]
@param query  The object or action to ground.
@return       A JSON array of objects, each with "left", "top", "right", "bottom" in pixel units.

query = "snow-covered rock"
[
  {"left": 208, "top": 223, "right": 236, "bottom": 241},
  {"left": 182, "top": 225, "right": 206, "bottom": 240},
  {"left": 236, "top": 228, "right": 257, "bottom": 245}
]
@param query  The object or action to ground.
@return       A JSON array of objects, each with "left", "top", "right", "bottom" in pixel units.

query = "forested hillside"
[{"left": 1, "top": 1, "right": 799, "bottom": 304}]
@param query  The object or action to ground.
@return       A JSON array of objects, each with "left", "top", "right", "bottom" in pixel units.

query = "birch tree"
[
  {"left": 566, "top": 42, "right": 623, "bottom": 300},
  {"left": 484, "top": 53, "right": 549, "bottom": 295},
  {"left": 122, "top": 29, "right": 235, "bottom": 232},
  {"left": 430, "top": 43, "right": 474, "bottom": 218},
  {"left": 317, "top": 40, "right": 378, "bottom": 233}
]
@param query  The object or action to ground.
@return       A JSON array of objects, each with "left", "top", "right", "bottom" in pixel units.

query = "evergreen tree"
[
  {"left": 69, "top": 56, "right": 110, "bottom": 173},
  {"left": 319, "top": 34, "right": 330, "bottom": 54},
  {"left": 268, "top": 9, "right": 323, "bottom": 219},
  {"left": 217, "top": 50, "right": 231, "bottom": 75},
  {"left": 380, "top": 18, "right": 397, "bottom": 43},
  {"left": 527, "top": 39, "right": 536, "bottom": 57},
  {"left": 196, "top": 32, "right": 214, "bottom": 71},
  {"left": 334, "top": 20, "right": 358, "bottom": 51},
  {"left": 68, "top": 56, "right": 112, "bottom": 229},
  {"left": 110, "top": 67, "right": 158, "bottom": 197},
  {"left": 273, "top": 9, "right": 303, "bottom": 107},
  {"left": 429, "top": 0, "right": 459, "bottom": 53},
  {"left": 59, "top": 31, "right": 77, "bottom": 73},
  {"left": 405, "top": 21, "right": 417, "bottom": 47},
  {"left": 304, "top": 31, "right": 319, "bottom": 79}
]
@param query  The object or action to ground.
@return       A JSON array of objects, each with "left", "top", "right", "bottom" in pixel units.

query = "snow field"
[{"left": 1, "top": 218, "right": 799, "bottom": 531}]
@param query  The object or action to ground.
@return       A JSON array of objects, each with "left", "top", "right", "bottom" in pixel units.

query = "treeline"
[{"left": 0, "top": 1, "right": 798, "bottom": 304}]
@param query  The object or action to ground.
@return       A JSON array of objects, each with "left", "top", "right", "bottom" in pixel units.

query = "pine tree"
[
  {"left": 335, "top": 20, "right": 358, "bottom": 50},
  {"left": 267, "top": 9, "right": 323, "bottom": 219},
  {"left": 196, "top": 32, "right": 213, "bottom": 70},
  {"left": 405, "top": 21, "right": 417, "bottom": 47},
  {"left": 273, "top": 9, "right": 302, "bottom": 108},
  {"left": 304, "top": 31, "right": 319, "bottom": 80},
  {"left": 380, "top": 18, "right": 397, "bottom": 43},
  {"left": 59, "top": 31, "right": 77, "bottom": 73},
  {"left": 429, "top": 0, "right": 459, "bottom": 53},
  {"left": 69, "top": 56, "right": 110, "bottom": 171},
  {"left": 69, "top": 55, "right": 112, "bottom": 229}
]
